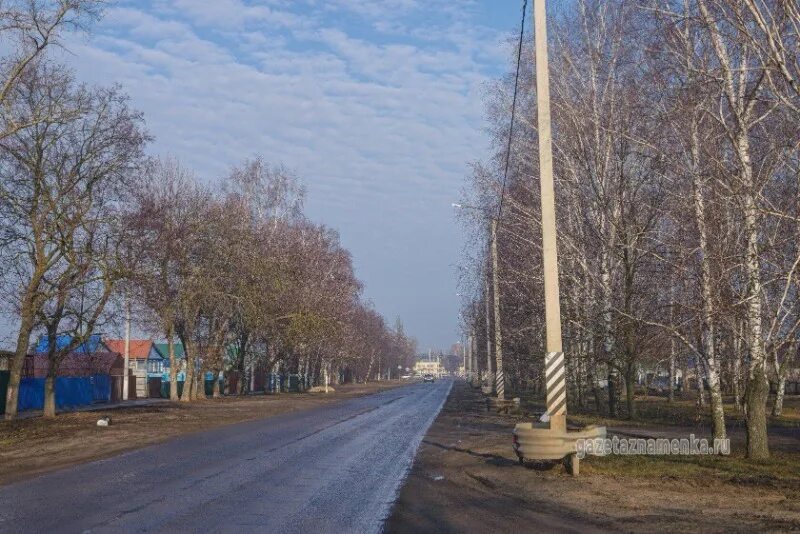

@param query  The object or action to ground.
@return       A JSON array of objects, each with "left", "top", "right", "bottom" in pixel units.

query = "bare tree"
[{"left": 0, "top": 63, "right": 147, "bottom": 419}]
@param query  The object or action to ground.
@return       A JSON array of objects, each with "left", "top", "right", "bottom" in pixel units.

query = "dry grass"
[
  {"left": 565, "top": 394, "right": 800, "bottom": 429},
  {"left": 0, "top": 380, "right": 406, "bottom": 485},
  {"left": 387, "top": 382, "right": 800, "bottom": 533}
]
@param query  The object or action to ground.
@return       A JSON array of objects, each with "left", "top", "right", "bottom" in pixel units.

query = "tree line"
[
  {"left": 459, "top": 0, "right": 799, "bottom": 460},
  {"left": 0, "top": 1, "right": 416, "bottom": 420}
]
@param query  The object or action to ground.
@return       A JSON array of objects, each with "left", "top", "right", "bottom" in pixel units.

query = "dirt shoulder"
[
  {"left": 0, "top": 380, "right": 407, "bottom": 486},
  {"left": 386, "top": 381, "right": 800, "bottom": 533}
]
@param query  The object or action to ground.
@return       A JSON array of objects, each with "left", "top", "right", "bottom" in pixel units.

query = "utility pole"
[
  {"left": 471, "top": 329, "right": 478, "bottom": 379},
  {"left": 467, "top": 333, "right": 473, "bottom": 380},
  {"left": 123, "top": 297, "right": 130, "bottom": 401},
  {"left": 491, "top": 218, "right": 505, "bottom": 400},
  {"left": 463, "top": 337, "right": 469, "bottom": 379},
  {"left": 534, "top": 0, "right": 566, "bottom": 430},
  {"left": 484, "top": 275, "right": 493, "bottom": 389}
]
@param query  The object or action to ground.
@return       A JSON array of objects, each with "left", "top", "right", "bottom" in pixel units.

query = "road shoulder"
[
  {"left": 385, "top": 381, "right": 800, "bottom": 533},
  {"left": 0, "top": 380, "right": 407, "bottom": 485}
]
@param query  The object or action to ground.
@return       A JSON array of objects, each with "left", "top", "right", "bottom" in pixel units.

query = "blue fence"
[{"left": 17, "top": 375, "right": 111, "bottom": 412}]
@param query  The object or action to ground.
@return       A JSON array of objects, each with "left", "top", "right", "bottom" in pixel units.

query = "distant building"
[{"left": 414, "top": 359, "right": 441, "bottom": 377}]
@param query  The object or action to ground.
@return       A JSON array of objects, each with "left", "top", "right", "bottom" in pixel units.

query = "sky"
[{"left": 1, "top": 0, "right": 525, "bottom": 352}]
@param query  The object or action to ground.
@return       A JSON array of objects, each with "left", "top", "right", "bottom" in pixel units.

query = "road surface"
[{"left": 0, "top": 379, "right": 452, "bottom": 533}]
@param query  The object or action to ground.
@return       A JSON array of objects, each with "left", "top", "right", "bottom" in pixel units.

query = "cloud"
[{"left": 51, "top": 0, "right": 513, "bottom": 349}]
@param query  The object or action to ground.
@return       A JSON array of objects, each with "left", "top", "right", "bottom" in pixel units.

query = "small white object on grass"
[{"left": 96, "top": 416, "right": 111, "bottom": 427}]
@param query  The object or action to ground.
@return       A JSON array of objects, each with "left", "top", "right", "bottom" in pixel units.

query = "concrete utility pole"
[
  {"left": 464, "top": 336, "right": 470, "bottom": 379},
  {"left": 484, "top": 276, "right": 493, "bottom": 389},
  {"left": 123, "top": 297, "right": 131, "bottom": 401},
  {"left": 534, "top": 0, "right": 566, "bottom": 430},
  {"left": 490, "top": 218, "right": 505, "bottom": 400},
  {"left": 452, "top": 202, "right": 506, "bottom": 393},
  {"left": 467, "top": 333, "right": 474, "bottom": 380},
  {"left": 471, "top": 330, "right": 478, "bottom": 379}
]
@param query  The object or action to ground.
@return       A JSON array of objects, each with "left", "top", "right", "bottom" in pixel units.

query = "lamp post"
[
  {"left": 123, "top": 296, "right": 130, "bottom": 401},
  {"left": 534, "top": 0, "right": 567, "bottom": 431},
  {"left": 453, "top": 203, "right": 504, "bottom": 398},
  {"left": 490, "top": 218, "right": 505, "bottom": 400}
]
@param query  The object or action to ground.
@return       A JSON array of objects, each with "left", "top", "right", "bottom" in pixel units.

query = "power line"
[{"left": 497, "top": 0, "right": 528, "bottom": 221}]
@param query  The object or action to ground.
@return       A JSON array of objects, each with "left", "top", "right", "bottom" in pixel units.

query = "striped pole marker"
[
  {"left": 545, "top": 351, "right": 566, "bottom": 416},
  {"left": 495, "top": 368, "right": 504, "bottom": 400}
]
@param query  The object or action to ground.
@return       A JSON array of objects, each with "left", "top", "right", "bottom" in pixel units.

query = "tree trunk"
[
  {"left": 366, "top": 351, "right": 375, "bottom": 382},
  {"left": 740, "top": 137, "right": 770, "bottom": 460},
  {"left": 212, "top": 370, "right": 221, "bottom": 399},
  {"left": 4, "top": 307, "right": 36, "bottom": 420},
  {"left": 182, "top": 340, "right": 196, "bottom": 402},
  {"left": 625, "top": 366, "right": 635, "bottom": 420},
  {"left": 668, "top": 264, "right": 677, "bottom": 403},
  {"left": 771, "top": 346, "right": 790, "bottom": 417},
  {"left": 607, "top": 369, "right": 618, "bottom": 418},
  {"left": 733, "top": 331, "right": 742, "bottom": 411},
  {"left": 167, "top": 330, "right": 179, "bottom": 402},
  {"left": 690, "top": 117, "right": 726, "bottom": 441},
  {"left": 591, "top": 364, "right": 602, "bottom": 413},
  {"left": 697, "top": 362, "right": 707, "bottom": 409},
  {"left": 772, "top": 375, "right": 786, "bottom": 417},
  {"left": 43, "top": 374, "right": 57, "bottom": 418},
  {"left": 668, "top": 345, "right": 676, "bottom": 403},
  {"left": 706, "top": 364, "right": 727, "bottom": 442}
]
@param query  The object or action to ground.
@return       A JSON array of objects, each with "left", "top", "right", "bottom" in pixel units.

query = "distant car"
[
  {"left": 401, "top": 374, "right": 413, "bottom": 380},
  {"left": 423, "top": 374, "right": 435, "bottom": 383}
]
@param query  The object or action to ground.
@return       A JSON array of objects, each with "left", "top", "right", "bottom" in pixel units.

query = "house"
[
  {"left": 153, "top": 342, "right": 187, "bottom": 380},
  {"left": 0, "top": 349, "right": 11, "bottom": 371},
  {"left": 30, "top": 334, "right": 122, "bottom": 377},
  {"left": 34, "top": 333, "right": 110, "bottom": 355},
  {"left": 105, "top": 339, "right": 166, "bottom": 378}
]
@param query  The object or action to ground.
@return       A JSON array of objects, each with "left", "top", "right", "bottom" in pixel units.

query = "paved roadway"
[{"left": 0, "top": 379, "right": 453, "bottom": 534}]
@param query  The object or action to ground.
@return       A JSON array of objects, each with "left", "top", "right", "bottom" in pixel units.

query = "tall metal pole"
[
  {"left": 535, "top": 0, "right": 566, "bottom": 429},
  {"left": 490, "top": 218, "right": 505, "bottom": 400}
]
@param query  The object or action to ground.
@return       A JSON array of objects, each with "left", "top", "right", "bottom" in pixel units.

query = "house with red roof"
[{"left": 104, "top": 339, "right": 166, "bottom": 378}]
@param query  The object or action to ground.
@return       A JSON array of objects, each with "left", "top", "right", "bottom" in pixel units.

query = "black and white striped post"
[
  {"left": 545, "top": 351, "right": 566, "bottom": 417},
  {"left": 514, "top": 0, "right": 607, "bottom": 474},
  {"left": 535, "top": 0, "right": 566, "bottom": 431}
]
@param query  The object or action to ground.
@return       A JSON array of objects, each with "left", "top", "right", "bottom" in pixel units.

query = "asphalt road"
[{"left": 0, "top": 379, "right": 453, "bottom": 534}]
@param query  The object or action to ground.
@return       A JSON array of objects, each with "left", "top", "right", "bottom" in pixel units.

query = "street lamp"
[{"left": 453, "top": 202, "right": 505, "bottom": 399}]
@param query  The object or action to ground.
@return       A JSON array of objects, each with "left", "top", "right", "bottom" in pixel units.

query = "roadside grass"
[
  {"left": 0, "top": 380, "right": 410, "bottom": 485},
  {"left": 511, "top": 390, "right": 800, "bottom": 489},
  {"left": 551, "top": 394, "right": 799, "bottom": 430},
  {"left": 0, "top": 405, "right": 174, "bottom": 448},
  {"left": 583, "top": 450, "right": 800, "bottom": 495}
]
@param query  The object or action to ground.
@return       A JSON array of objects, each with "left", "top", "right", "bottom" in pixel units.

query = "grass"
[
  {"left": 583, "top": 450, "right": 800, "bottom": 494},
  {"left": 512, "top": 389, "right": 800, "bottom": 489},
  {"left": 536, "top": 393, "right": 800, "bottom": 430}
]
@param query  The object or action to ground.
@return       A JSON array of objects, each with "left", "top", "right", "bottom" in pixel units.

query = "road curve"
[{"left": 0, "top": 379, "right": 453, "bottom": 534}]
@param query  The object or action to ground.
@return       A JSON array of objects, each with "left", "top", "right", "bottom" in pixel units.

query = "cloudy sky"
[{"left": 5, "top": 0, "right": 523, "bottom": 352}]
